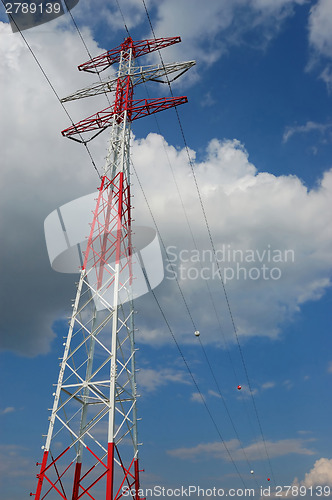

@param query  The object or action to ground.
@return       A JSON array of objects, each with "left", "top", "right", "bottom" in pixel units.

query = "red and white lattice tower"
[{"left": 33, "top": 37, "right": 194, "bottom": 500}]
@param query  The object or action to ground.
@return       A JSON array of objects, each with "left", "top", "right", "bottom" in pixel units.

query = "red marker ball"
[
  {"left": 267, "top": 478, "right": 270, "bottom": 481},
  {"left": 237, "top": 385, "right": 242, "bottom": 390}
]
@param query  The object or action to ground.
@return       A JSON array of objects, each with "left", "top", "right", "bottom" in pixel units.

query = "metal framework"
[
  {"left": 61, "top": 61, "right": 196, "bottom": 103},
  {"left": 32, "top": 36, "right": 194, "bottom": 500},
  {"left": 62, "top": 96, "right": 189, "bottom": 141}
]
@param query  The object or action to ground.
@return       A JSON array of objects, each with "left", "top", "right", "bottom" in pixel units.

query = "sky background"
[{"left": 0, "top": 0, "right": 332, "bottom": 498}]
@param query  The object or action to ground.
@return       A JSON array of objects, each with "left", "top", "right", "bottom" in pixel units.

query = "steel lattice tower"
[{"left": 33, "top": 37, "right": 194, "bottom": 500}]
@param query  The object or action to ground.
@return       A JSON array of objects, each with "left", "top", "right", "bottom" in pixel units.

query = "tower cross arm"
[
  {"left": 78, "top": 36, "right": 182, "bottom": 73},
  {"left": 61, "top": 61, "right": 196, "bottom": 103},
  {"left": 129, "top": 96, "right": 188, "bottom": 120},
  {"left": 61, "top": 97, "right": 188, "bottom": 138}
]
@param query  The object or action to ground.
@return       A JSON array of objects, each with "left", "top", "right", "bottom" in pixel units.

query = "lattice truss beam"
[
  {"left": 78, "top": 36, "right": 182, "bottom": 73},
  {"left": 33, "top": 36, "right": 195, "bottom": 500},
  {"left": 61, "top": 61, "right": 196, "bottom": 102},
  {"left": 62, "top": 96, "right": 188, "bottom": 140}
]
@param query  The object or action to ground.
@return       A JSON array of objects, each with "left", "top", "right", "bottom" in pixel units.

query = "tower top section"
[
  {"left": 78, "top": 36, "right": 182, "bottom": 73},
  {"left": 61, "top": 35, "right": 195, "bottom": 142}
]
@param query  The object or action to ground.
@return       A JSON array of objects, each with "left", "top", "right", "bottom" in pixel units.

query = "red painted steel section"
[
  {"left": 127, "top": 182, "right": 132, "bottom": 286},
  {"left": 72, "top": 462, "right": 82, "bottom": 500},
  {"left": 61, "top": 97, "right": 188, "bottom": 138},
  {"left": 113, "top": 453, "right": 136, "bottom": 500},
  {"left": 76, "top": 470, "right": 109, "bottom": 499},
  {"left": 35, "top": 450, "right": 49, "bottom": 500},
  {"left": 134, "top": 460, "right": 140, "bottom": 500},
  {"left": 83, "top": 175, "right": 106, "bottom": 271},
  {"left": 78, "top": 36, "right": 181, "bottom": 73},
  {"left": 115, "top": 172, "right": 124, "bottom": 266},
  {"left": 43, "top": 474, "right": 68, "bottom": 500},
  {"left": 106, "top": 442, "right": 115, "bottom": 500},
  {"left": 82, "top": 171, "right": 130, "bottom": 293},
  {"left": 95, "top": 177, "right": 117, "bottom": 290},
  {"left": 113, "top": 75, "right": 134, "bottom": 123},
  {"left": 94, "top": 172, "right": 124, "bottom": 289},
  {"left": 43, "top": 458, "right": 75, "bottom": 499}
]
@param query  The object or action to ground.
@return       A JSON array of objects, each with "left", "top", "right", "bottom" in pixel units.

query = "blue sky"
[{"left": 1, "top": 0, "right": 332, "bottom": 498}]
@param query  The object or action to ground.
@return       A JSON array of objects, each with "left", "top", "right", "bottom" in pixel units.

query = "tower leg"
[
  {"left": 35, "top": 450, "right": 49, "bottom": 500},
  {"left": 106, "top": 442, "right": 115, "bottom": 500},
  {"left": 134, "top": 459, "right": 140, "bottom": 500},
  {"left": 71, "top": 462, "right": 82, "bottom": 500}
]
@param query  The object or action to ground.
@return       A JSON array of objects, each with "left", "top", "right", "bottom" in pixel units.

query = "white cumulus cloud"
[
  {"left": 294, "top": 458, "right": 332, "bottom": 487},
  {"left": 303, "top": 458, "right": 332, "bottom": 487},
  {"left": 131, "top": 134, "right": 332, "bottom": 347}
]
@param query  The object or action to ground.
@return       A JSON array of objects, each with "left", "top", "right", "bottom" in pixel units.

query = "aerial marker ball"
[
  {"left": 250, "top": 470, "right": 254, "bottom": 474},
  {"left": 237, "top": 385, "right": 242, "bottom": 390}
]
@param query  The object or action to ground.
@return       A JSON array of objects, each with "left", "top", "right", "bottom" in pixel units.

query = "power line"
[
  {"left": 150, "top": 284, "right": 247, "bottom": 487},
  {"left": 131, "top": 158, "right": 259, "bottom": 487},
  {"left": 1, "top": 0, "right": 102, "bottom": 178},
  {"left": 114, "top": 0, "right": 130, "bottom": 37},
  {"left": 140, "top": 0, "right": 276, "bottom": 485},
  {"left": 63, "top": 0, "right": 112, "bottom": 108},
  {"left": 141, "top": 82, "right": 266, "bottom": 476}
]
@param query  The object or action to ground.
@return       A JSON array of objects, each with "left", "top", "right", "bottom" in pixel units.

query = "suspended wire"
[
  {"left": 131, "top": 162, "right": 247, "bottom": 487},
  {"left": 143, "top": 82, "right": 239, "bottom": 373},
  {"left": 141, "top": 0, "right": 276, "bottom": 485},
  {"left": 145, "top": 106, "right": 269, "bottom": 473},
  {"left": 62, "top": 0, "right": 112, "bottom": 108},
  {"left": 141, "top": 83, "right": 265, "bottom": 476},
  {"left": 114, "top": 0, "right": 131, "bottom": 37},
  {"left": 149, "top": 285, "right": 247, "bottom": 488},
  {"left": 143, "top": 81, "right": 270, "bottom": 487},
  {"left": 1, "top": 0, "right": 102, "bottom": 178},
  {"left": 131, "top": 157, "right": 262, "bottom": 486}
]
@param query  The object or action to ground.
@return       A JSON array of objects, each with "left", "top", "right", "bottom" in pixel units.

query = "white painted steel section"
[
  {"left": 107, "top": 44, "right": 134, "bottom": 447},
  {"left": 61, "top": 61, "right": 196, "bottom": 102},
  {"left": 44, "top": 268, "right": 85, "bottom": 452}
]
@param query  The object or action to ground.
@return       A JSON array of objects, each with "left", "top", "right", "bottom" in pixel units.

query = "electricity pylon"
[{"left": 33, "top": 36, "right": 194, "bottom": 500}]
